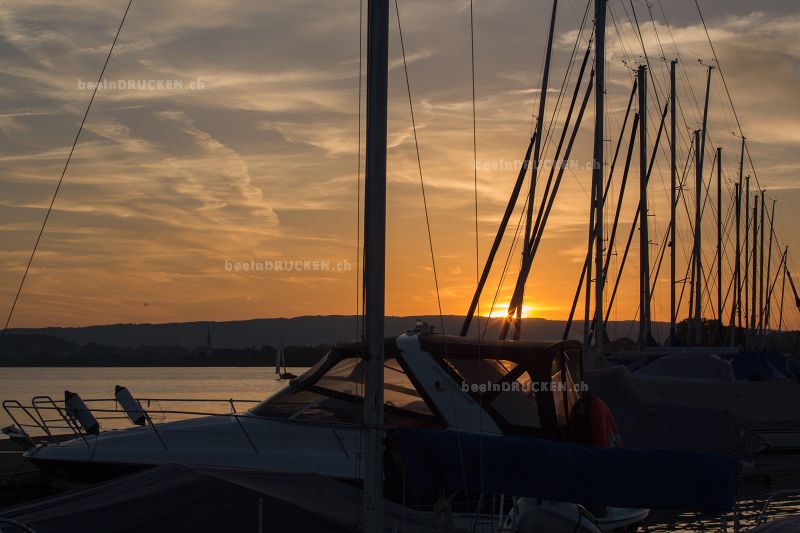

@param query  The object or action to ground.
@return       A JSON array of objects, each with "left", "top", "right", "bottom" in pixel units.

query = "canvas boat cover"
[
  {"left": 0, "top": 464, "right": 461, "bottom": 533},
  {"left": 393, "top": 428, "right": 737, "bottom": 515},
  {"left": 635, "top": 353, "right": 735, "bottom": 380},
  {"left": 727, "top": 351, "right": 800, "bottom": 381},
  {"left": 584, "top": 366, "right": 765, "bottom": 457}
]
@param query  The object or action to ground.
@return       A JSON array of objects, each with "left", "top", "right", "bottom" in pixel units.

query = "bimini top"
[
  {"left": 418, "top": 334, "right": 580, "bottom": 358},
  {"left": 252, "top": 333, "right": 585, "bottom": 440}
]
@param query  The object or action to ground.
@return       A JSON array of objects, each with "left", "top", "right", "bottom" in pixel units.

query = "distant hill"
[
  {"left": 4, "top": 316, "right": 798, "bottom": 365},
  {"left": 8, "top": 315, "right": 662, "bottom": 350}
]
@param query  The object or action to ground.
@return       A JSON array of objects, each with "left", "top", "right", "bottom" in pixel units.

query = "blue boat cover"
[
  {"left": 393, "top": 428, "right": 737, "bottom": 514},
  {"left": 728, "top": 351, "right": 800, "bottom": 380}
]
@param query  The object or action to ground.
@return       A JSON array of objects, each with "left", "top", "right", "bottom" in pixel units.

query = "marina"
[
  {"left": 0, "top": 367, "right": 798, "bottom": 531},
  {"left": 1, "top": 0, "right": 800, "bottom": 531}
]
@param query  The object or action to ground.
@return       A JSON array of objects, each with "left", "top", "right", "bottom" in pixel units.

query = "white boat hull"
[
  {"left": 633, "top": 375, "right": 800, "bottom": 450},
  {"left": 27, "top": 415, "right": 363, "bottom": 482}
]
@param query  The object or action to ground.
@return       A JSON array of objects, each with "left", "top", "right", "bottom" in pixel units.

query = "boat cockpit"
[{"left": 250, "top": 333, "right": 584, "bottom": 440}]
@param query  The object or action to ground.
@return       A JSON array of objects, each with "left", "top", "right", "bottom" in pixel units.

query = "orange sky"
[{"left": 0, "top": 0, "right": 799, "bottom": 334}]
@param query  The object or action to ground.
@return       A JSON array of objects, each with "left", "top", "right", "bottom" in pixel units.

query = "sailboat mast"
[
  {"left": 592, "top": 0, "right": 607, "bottom": 354},
  {"left": 744, "top": 174, "right": 751, "bottom": 339},
  {"left": 669, "top": 60, "right": 677, "bottom": 344},
  {"left": 759, "top": 190, "right": 765, "bottom": 342},
  {"left": 736, "top": 138, "right": 745, "bottom": 343},
  {"left": 518, "top": 0, "right": 558, "bottom": 337},
  {"left": 733, "top": 183, "right": 741, "bottom": 345},
  {"left": 716, "top": 147, "right": 722, "bottom": 339},
  {"left": 765, "top": 199, "right": 775, "bottom": 334},
  {"left": 525, "top": 0, "right": 557, "bottom": 263},
  {"left": 693, "top": 65, "right": 712, "bottom": 345},
  {"left": 638, "top": 65, "right": 650, "bottom": 349},
  {"left": 693, "top": 129, "right": 703, "bottom": 344},
  {"left": 779, "top": 247, "right": 788, "bottom": 333},
  {"left": 361, "top": 0, "right": 389, "bottom": 530},
  {"left": 275, "top": 332, "right": 283, "bottom": 375},
  {"left": 751, "top": 194, "right": 758, "bottom": 337}
]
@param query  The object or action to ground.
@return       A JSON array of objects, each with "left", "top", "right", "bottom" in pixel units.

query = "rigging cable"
[
  {"left": 0, "top": 0, "right": 135, "bottom": 347},
  {"left": 470, "top": 0, "right": 481, "bottom": 339},
  {"left": 393, "top": 0, "right": 446, "bottom": 336}
]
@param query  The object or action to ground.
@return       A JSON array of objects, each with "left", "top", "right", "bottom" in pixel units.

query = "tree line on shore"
[{"left": 0, "top": 334, "right": 332, "bottom": 367}]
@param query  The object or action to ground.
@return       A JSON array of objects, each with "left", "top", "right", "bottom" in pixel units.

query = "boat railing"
[
  {"left": 3, "top": 396, "right": 262, "bottom": 448},
  {"left": 754, "top": 488, "right": 800, "bottom": 526}
]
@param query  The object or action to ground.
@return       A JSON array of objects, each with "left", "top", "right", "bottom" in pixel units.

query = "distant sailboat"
[{"left": 275, "top": 332, "right": 296, "bottom": 380}]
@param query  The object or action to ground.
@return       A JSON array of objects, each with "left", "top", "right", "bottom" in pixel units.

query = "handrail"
[
  {"left": 32, "top": 396, "right": 82, "bottom": 440},
  {"left": 755, "top": 489, "right": 800, "bottom": 525},
  {"left": 2, "top": 400, "right": 41, "bottom": 446},
  {"left": 4, "top": 395, "right": 371, "bottom": 456},
  {"left": 44, "top": 397, "right": 262, "bottom": 404}
]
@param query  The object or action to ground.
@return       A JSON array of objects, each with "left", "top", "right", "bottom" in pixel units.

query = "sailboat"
[
  {"left": 592, "top": 49, "right": 800, "bottom": 452},
  {"left": 274, "top": 333, "right": 296, "bottom": 380}
]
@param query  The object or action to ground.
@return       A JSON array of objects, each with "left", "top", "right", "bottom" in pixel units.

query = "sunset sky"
[{"left": 0, "top": 0, "right": 799, "bottom": 334}]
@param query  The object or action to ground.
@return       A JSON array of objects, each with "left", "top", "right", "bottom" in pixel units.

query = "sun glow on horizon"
[{"left": 483, "top": 303, "right": 539, "bottom": 319}]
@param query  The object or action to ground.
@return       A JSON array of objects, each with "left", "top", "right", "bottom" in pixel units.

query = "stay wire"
[
  {"left": 393, "top": 0, "right": 446, "bottom": 337},
  {"left": 470, "top": 0, "right": 481, "bottom": 340},
  {"left": 0, "top": 0, "right": 135, "bottom": 348}
]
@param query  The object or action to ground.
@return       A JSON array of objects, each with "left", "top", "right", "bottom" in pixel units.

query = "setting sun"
[{"left": 484, "top": 303, "right": 540, "bottom": 319}]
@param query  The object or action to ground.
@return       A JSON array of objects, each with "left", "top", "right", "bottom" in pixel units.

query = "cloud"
[{"left": 0, "top": 0, "right": 798, "bottom": 330}]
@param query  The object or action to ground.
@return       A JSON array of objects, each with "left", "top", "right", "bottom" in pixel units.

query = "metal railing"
[
  {"left": 3, "top": 396, "right": 262, "bottom": 449},
  {"left": 754, "top": 489, "right": 800, "bottom": 526}
]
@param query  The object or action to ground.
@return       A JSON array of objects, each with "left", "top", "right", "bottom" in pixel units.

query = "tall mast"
[
  {"left": 693, "top": 129, "right": 703, "bottom": 344},
  {"left": 669, "top": 60, "right": 678, "bottom": 344},
  {"left": 525, "top": 0, "right": 558, "bottom": 269},
  {"left": 699, "top": 65, "right": 713, "bottom": 180},
  {"left": 736, "top": 138, "right": 745, "bottom": 344},
  {"left": 733, "top": 183, "right": 741, "bottom": 345},
  {"left": 637, "top": 65, "right": 650, "bottom": 349},
  {"left": 515, "top": 0, "right": 558, "bottom": 337},
  {"left": 751, "top": 194, "right": 758, "bottom": 337},
  {"left": 765, "top": 199, "right": 775, "bottom": 334},
  {"left": 744, "top": 174, "right": 751, "bottom": 341},
  {"left": 779, "top": 247, "right": 788, "bottom": 333},
  {"left": 362, "top": 0, "right": 389, "bottom": 529},
  {"left": 759, "top": 190, "right": 765, "bottom": 343},
  {"left": 693, "top": 65, "right": 712, "bottom": 346},
  {"left": 716, "top": 147, "right": 722, "bottom": 341},
  {"left": 592, "top": 0, "right": 607, "bottom": 356}
]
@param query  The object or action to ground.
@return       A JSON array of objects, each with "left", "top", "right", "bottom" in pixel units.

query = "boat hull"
[
  {"left": 25, "top": 414, "right": 364, "bottom": 482},
  {"left": 633, "top": 375, "right": 800, "bottom": 450}
]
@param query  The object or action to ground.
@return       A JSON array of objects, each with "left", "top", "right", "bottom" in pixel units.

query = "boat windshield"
[
  {"left": 439, "top": 343, "right": 583, "bottom": 438},
  {"left": 249, "top": 349, "right": 441, "bottom": 428},
  {"left": 445, "top": 358, "right": 541, "bottom": 430}
]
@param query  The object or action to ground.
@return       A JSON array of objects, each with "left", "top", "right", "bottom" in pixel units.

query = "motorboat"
[{"left": 6, "top": 327, "right": 648, "bottom": 531}]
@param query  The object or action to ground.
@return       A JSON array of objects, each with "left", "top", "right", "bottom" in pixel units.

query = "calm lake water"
[
  {"left": 0, "top": 367, "right": 296, "bottom": 430},
  {"left": 1, "top": 367, "right": 799, "bottom": 531}
]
